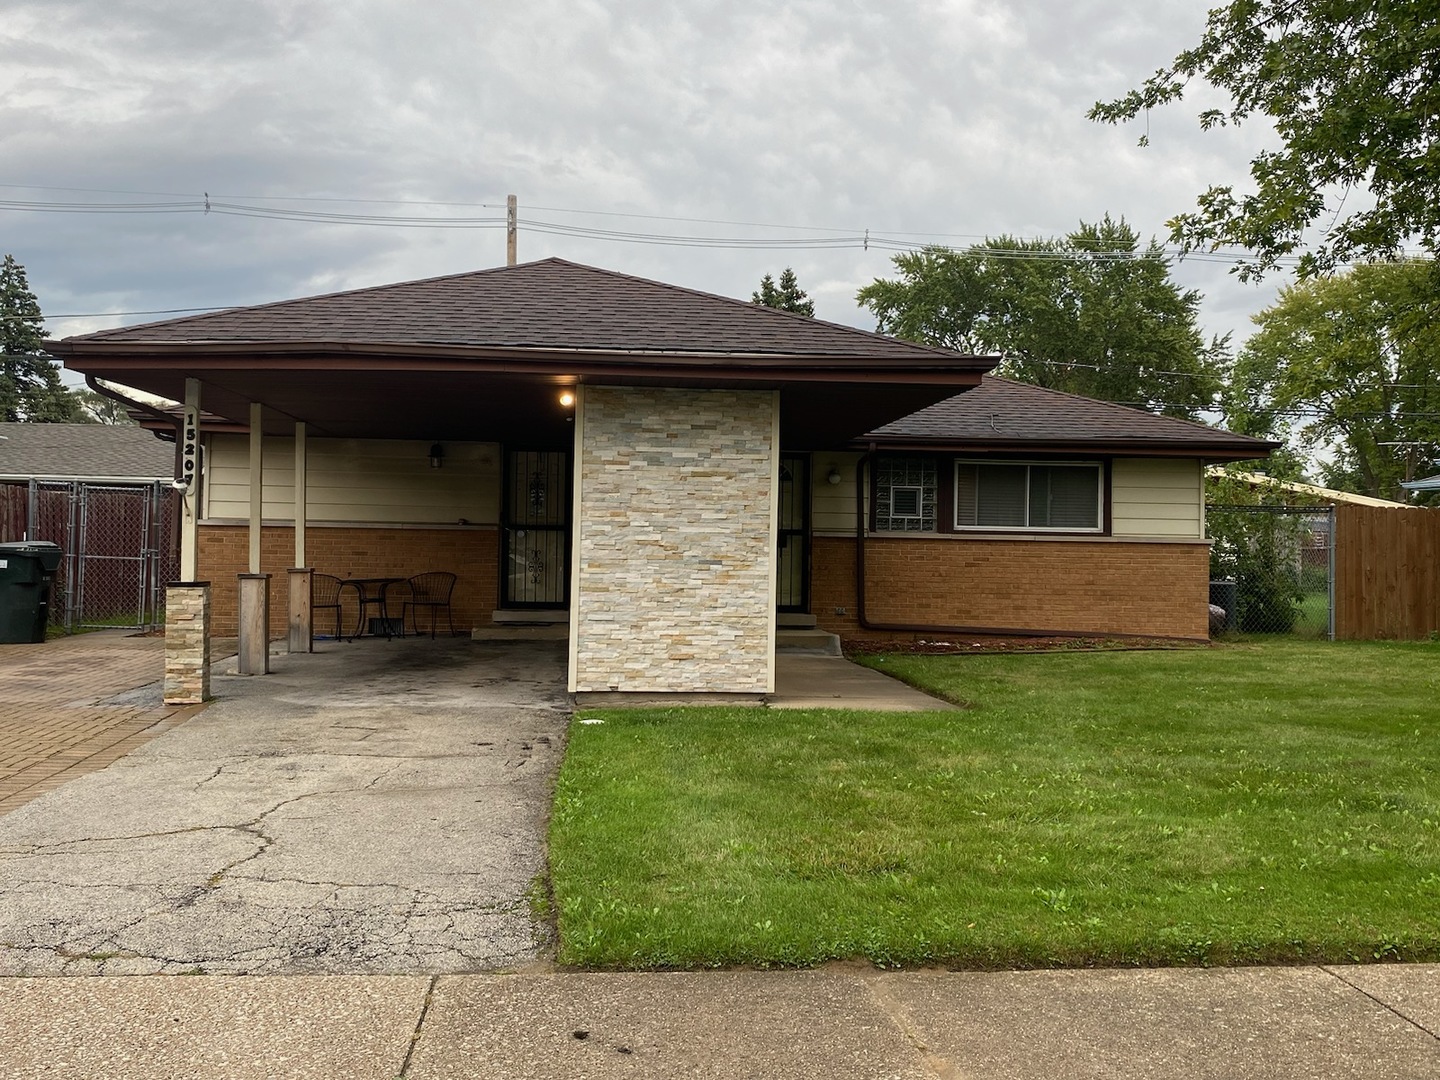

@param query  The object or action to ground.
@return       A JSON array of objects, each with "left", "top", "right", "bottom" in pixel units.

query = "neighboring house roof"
[
  {"left": 863, "top": 376, "right": 1278, "bottom": 462},
  {"left": 0, "top": 423, "right": 173, "bottom": 482},
  {"left": 1400, "top": 473, "right": 1440, "bottom": 492},
  {"left": 49, "top": 258, "right": 997, "bottom": 447},
  {"left": 1210, "top": 468, "right": 1411, "bottom": 508}
]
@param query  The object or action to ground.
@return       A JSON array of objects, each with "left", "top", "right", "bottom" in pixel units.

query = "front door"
[
  {"left": 501, "top": 449, "right": 570, "bottom": 607},
  {"left": 776, "top": 454, "right": 809, "bottom": 613}
]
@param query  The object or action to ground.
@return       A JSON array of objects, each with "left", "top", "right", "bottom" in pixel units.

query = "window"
[
  {"left": 874, "top": 456, "right": 937, "bottom": 532},
  {"left": 955, "top": 461, "right": 1102, "bottom": 531}
]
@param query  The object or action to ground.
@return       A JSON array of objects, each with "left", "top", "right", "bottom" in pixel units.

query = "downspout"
[{"left": 853, "top": 446, "right": 1131, "bottom": 640}]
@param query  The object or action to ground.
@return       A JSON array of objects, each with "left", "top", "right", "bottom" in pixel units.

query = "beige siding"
[
  {"left": 204, "top": 435, "right": 501, "bottom": 525},
  {"left": 1111, "top": 458, "right": 1203, "bottom": 538},
  {"left": 810, "top": 452, "right": 863, "bottom": 535}
]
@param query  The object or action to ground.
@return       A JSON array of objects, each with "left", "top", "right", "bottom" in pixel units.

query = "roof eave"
[
  {"left": 857, "top": 435, "right": 1280, "bottom": 461},
  {"left": 48, "top": 338, "right": 997, "bottom": 370}
]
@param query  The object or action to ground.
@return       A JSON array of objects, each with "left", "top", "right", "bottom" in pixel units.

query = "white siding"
[
  {"left": 810, "top": 452, "right": 863, "bottom": 535},
  {"left": 1111, "top": 458, "right": 1203, "bottom": 538},
  {"left": 204, "top": 435, "right": 501, "bottom": 525}
]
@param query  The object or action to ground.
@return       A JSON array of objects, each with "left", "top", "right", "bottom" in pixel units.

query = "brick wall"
[
  {"left": 197, "top": 525, "right": 499, "bottom": 638},
  {"left": 572, "top": 386, "right": 776, "bottom": 693},
  {"left": 811, "top": 535, "right": 1211, "bottom": 641}
]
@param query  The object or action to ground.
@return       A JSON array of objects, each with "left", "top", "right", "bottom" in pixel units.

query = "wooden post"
[
  {"left": 237, "top": 573, "right": 271, "bottom": 675},
  {"left": 287, "top": 567, "right": 314, "bottom": 654}
]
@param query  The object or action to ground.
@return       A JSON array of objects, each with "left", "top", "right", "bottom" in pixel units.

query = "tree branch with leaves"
[{"left": 1090, "top": 0, "right": 1440, "bottom": 279}]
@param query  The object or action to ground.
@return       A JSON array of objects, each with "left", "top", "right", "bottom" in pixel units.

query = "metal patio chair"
[
  {"left": 311, "top": 573, "right": 345, "bottom": 640},
  {"left": 401, "top": 571, "right": 458, "bottom": 638}
]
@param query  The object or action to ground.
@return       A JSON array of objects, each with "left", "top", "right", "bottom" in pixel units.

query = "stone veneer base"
[{"left": 164, "top": 583, "right": 211, "bottom": 704}]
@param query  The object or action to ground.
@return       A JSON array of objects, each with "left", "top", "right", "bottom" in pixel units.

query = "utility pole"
[{"left": 506, "top": 194, "right": 517, "bottom": 266}]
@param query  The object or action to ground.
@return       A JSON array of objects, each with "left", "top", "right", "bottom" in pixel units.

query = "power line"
[{"left": 0, "top": 190, "right": 1339, "bottom": 265}]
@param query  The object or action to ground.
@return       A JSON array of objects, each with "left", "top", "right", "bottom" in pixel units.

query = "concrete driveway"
[{"left": 0, "top": 637, "right": 570, "bottom": 976}]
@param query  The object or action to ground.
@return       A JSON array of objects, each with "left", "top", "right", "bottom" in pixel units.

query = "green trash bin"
[{"left": 0, "top": 541, "right": 63, "bottom": 643}]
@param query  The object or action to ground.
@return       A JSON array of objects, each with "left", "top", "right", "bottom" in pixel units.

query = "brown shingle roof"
[
  {"left": 0, "top": 423, "right": 172, "bottom": 480},
  {"left": 68, "top": 257, "right": 978, "bottom": 363},
  {"left": 867, "top": 377, "right": 1277, "bottom": 461}
]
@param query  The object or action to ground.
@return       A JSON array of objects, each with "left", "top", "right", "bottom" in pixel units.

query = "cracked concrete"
[{"left": 0, "top": 637, "right": 570, "bottom": 976}]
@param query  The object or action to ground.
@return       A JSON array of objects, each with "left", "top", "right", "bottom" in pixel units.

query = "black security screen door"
[
  {"left": 501, "top": 450, "right": 570, "bottom": 607},
  {"left": 776, "top": 454, "right": 809, "bottom": 613}
]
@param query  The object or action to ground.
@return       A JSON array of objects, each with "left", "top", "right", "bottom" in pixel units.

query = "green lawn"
[{"left": 549, "top": 640, "right": 1440, "bottom": 970}]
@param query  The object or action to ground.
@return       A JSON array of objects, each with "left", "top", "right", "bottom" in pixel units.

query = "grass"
[{"left": 549, "top": 639, "right": 1440, "bottom": 970}]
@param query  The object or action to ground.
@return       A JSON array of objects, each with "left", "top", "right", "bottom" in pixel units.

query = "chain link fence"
[
  {"left": 0, "top": 479, "right": 178, "bottom": 633},
  {"left": 1206, "top": 504, "right": 1334, "bottom": 639}
]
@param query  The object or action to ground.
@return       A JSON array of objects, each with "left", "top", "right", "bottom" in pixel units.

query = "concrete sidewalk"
[{"left": 2, "top": 964, "right": 1437, "bottom": 1078}]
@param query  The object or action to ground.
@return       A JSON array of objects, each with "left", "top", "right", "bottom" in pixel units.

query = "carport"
[{"left": 48, "top": 259, "right": 993, "bottom": 702}]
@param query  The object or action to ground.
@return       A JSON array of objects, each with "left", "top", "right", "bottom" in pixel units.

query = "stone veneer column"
[
  {"left": 164, "top": 582, "right": 211, "bottom": 704},
  {"left": 569, "top": 386, "right": 778, "bottom": 694}
]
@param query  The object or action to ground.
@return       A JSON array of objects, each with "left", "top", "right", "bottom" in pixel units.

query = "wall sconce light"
[
  {"left": 559, "top": 390, "right": 575, "bottom": 407},
  {"left": 429, "top": 443, "right": 444, "bottom": 469},
  {"left": 827, "top": 467, "right": 843, "bottom": 485}
]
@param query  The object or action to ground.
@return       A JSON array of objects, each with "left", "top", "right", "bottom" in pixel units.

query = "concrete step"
[
  {"left": 472, "top": 624, "right": 569, "bottom": 641},
  {"left": 491, "top": 609, "right": 569, "bottom": 625},
  {"left": 775, "top": 628, "right": 842, "bottom": 656}
]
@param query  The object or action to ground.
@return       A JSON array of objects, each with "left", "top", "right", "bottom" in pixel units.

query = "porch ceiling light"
[
  {"left": 559, "top": 390, "right": 575, "bottom": 408},
  {"left": 827, "top": 467, "right": 843, "bottom": 485},
  {"left": 429, "top": 443, "right": 444, "bottom": 469}
]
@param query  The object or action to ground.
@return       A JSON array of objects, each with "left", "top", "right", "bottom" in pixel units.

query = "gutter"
[{"left": 852, "top": 448, "right": 1172, "bottom": 641}]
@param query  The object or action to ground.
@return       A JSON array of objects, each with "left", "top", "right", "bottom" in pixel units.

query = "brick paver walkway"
[{"left": 0, "top": 631, "right": 203, "bottom": 815}]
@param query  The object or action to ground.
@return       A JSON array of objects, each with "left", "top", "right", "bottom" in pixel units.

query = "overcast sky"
[{"left": 3, "top": 0, "right": 1290, "bottom": 371}]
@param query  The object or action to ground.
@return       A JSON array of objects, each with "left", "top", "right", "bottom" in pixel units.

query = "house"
[{"left": 47, "top": 259, "right": 1273, "bottom": 697}]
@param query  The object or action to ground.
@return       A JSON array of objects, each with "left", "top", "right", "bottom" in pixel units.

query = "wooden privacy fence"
[{"left": 1334, "top": 503, "right": 1440, "bottom": 640}]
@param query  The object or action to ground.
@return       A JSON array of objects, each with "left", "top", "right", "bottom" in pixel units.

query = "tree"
[
  {"left": 752, "top": 268, "right": 815, "bottom": 316},
  {"left": 1226, "top": 259, "right": 1440, "bottom": 501},
  {"left": 71, "top": 387, "right": 138, "bottom": 425},
  {"left": 856, "top": 217, "right": 1227, "bottom": 419},
  {"left": 0, "top": 254, "right": 84, "bottom": 423},
  {"left": 1089, "top": 2, "right": 1440, "bottom": 279}
]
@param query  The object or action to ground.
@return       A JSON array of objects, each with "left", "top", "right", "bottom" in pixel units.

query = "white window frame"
[
  {"left": 954, "top": 459, "right": 1104, "bottom": 533},
  {"left": 887, "top": 484, "right": 924, "bottom": 522}
]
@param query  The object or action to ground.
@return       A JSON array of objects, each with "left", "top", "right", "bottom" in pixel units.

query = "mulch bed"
[{"left": 841, "top": 635, "right": 1211, "bottom": 656}]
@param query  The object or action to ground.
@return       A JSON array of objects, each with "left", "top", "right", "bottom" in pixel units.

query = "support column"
[
  {"left": 288, "top": 420, "right": 312, "bottom": 654},
  {"left": 164, "top": 582, "right": 211, "bottom": 704},
  {"left": 248, "top": 401, "right": 264, "bottom": 574},
  {"left": 237, "top": 573, "right": 271, "bottom": 675},
  {"left": 235, "top": 402, "right": 271, "bottom": 675},
  {"left": 288, "top": 567, "right": 314, "bottom": 654},
  {"left": 570, "top": 386, "right": 778, "bottom": 694},
  {"left": 179, "top": 379, "right": 201, "bottom": 582},
  {"left": 293, "top": 420, "right": 307, "bottom": 567}
]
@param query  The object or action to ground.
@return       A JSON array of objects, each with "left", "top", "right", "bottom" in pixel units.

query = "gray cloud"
[{"left": 2, "top": 0, "right": 1293, "bottom": 352}]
